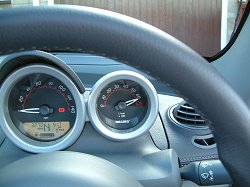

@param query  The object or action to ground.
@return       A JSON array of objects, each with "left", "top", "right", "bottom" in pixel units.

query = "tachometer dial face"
[
  {"left": 88, "top": 70, "right": 159, "bottom": 141},
  {"left": 8, "top": 74, "right": 76, "bottom": 141},
  {"left": 96, "top": 80, "right": 148, "bottom": 130}
]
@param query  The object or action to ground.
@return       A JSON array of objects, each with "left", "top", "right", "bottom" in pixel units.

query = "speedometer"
[
  {"left": 9, "top": 73, "right": 76, "bottom": 141},
  {"left": 0, "top": 65, "right": 86, "bottom": 153},
  {"left": 88, "top": 71, "right": 158, "bottom": 141}
]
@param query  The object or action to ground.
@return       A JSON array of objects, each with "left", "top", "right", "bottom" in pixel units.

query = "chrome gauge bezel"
[
  {"left": 88, "top": 70, "right": 159, "bottom": 141},
  {"left": 0, "top": 65, "right": 86, "bottom": 153}
]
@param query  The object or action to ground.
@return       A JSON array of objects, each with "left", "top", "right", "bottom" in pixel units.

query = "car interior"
[{"left": 0, "top": 1, "right": 249, "bottom": 187}]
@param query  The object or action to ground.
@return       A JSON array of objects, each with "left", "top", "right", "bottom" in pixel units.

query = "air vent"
[
  {"left": 191, "top": 134, "right": 216, "bottom": 149},
  {"left": 169, "top": 102, "right": 208, "bottom": 129}
]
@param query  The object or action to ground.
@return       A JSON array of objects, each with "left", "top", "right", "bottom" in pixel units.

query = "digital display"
[{"left": 23, "top": 121, "right": 70, "bottom": 141}]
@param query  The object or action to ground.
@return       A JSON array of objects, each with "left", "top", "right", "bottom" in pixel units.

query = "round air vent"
[
  {"left": 191, "top": 134, "right": 216, "bottom": 149},
  {"left": 169, "top": 102, "right": 208, "bottom": 129}
]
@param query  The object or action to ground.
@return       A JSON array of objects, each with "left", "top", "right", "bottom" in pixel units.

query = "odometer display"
[
  {"left": 8, "top": 73, "right": 76, "bottom": 141},
  {"left": 97, "top": 79, "right": 148, "bottom": 130},
  {"left": 23, "top": 121, "right": 70, "bottom": 141}
]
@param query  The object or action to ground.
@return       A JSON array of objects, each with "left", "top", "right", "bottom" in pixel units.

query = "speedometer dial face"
[
  {"left": 97, "top": 80, "right": 148, "bottom": 130},
  {"left": 0, "top": 61, "right": 86, "bottom": 153},
  {"left": 8, "top": 74, "right": 76, "bottom": 141}
]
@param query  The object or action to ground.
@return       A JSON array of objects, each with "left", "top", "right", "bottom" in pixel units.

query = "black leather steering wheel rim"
[{"left": 0, "top": 5, "right": 250, "bottom": 186}]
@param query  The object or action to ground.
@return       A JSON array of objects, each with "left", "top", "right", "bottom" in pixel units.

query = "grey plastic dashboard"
[
  {"left": 55, "top": 52, "right": 174, "bottom": 94},
  {"left": 0, "top": 52, "right": 222, "bottom": 187}
]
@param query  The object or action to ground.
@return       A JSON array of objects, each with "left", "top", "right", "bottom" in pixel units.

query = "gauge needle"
[
  {"left": 125, "top": 98, "right": 139, "bottom": 106},
  {"left": 18, "top": 108, "right": 40, "bottom": 114}
]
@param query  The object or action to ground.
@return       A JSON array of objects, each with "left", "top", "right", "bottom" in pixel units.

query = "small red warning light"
[{"left": 58, "top": 108, "right": 65, "bottom": 113}]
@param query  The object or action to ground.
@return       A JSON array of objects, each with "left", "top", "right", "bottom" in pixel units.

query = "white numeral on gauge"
[
  {"left": 114, "top": 84, "right": 119, "bottom": 89},
  {"left": 102, "top": 95, "right": 106, "bottom": 100},
  {"left": 58, "top": 85, "right": 66, "bottom": 92},
  {"left": 106, "top": 88, "right": 111, "bottom": 94},
  {"left": 130, "top": 88, "right": 136, "bottom": 92},
  {"left": 70, "top": 106, "right": 76, "bottom": 113},
  {"left": 36, "top": 81, "right": 41, "bottom": 86},
  {"left": 19, "top": 96, "right": 24, "bottom": 103}
]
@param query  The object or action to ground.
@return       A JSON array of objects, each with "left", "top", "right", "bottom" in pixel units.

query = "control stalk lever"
[{"left": 181, "top": 160, "right": 232, "bottom": 186}]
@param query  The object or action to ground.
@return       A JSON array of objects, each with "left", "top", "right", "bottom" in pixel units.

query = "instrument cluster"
[{"left": 0, "top": 51, "right": 159, "bottom": 153}]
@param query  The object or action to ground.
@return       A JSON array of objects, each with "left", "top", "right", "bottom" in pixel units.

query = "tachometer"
[
  {"left": 88, "top": 71, "right": 158, "bottom": 141},
  {"left": 0, "top": 65, "right": 86, "bottom": 153},
  {"left": 97, "top": 80, "right": 148, "bottom": 130}
]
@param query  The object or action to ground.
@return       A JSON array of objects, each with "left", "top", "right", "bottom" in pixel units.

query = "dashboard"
[{"left": 0, "top": 51, "right": 220, "bottom": 186}]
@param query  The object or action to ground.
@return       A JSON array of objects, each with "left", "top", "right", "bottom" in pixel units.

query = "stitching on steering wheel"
[{"left": 181, "top": 154, "right": 218, "bottom": 162}]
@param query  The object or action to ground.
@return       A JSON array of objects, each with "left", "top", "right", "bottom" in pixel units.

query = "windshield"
[{"left": 0, "top": 0, "right": 248, "bottom": 57}]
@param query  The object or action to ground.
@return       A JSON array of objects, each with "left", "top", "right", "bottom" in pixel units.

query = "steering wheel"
[{"left": 0, "top": 5, "right": 249, "bottom": 186}]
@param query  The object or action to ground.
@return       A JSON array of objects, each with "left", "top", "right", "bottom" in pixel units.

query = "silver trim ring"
[
  {"left": 88, "top": 70, "right": 159, "bottom": 141},
  {"left": 0, "top": 65, "right": 86, "bottom": 153}
]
